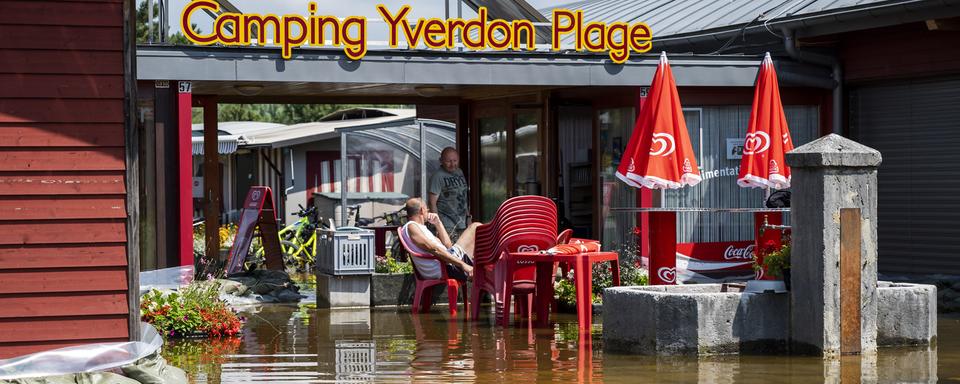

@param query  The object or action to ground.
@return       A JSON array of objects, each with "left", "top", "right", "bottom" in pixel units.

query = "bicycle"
[
  {"left": 248, "top": 204, "right": 323, "bottom": 273},
  {"left": 346, "top": 204, "right": 375, "bottom": 227},
  {"left": 347, "top": 204, "right": 408, "bottom": 261}
]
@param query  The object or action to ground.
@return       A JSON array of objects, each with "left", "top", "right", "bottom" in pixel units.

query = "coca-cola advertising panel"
[{"left": 674, "top": 241, "right": 756, "bottom": 283}]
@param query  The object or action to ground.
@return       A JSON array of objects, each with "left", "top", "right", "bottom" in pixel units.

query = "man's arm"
[
  {"left": 428, "top": 193, "right": 440, "bottom": 214},
  {"left": 427, "top": 213, "right": 453, "bottom": 249},
  {"left": 407, "top": 223, "right": 472, "bottom": 276}
]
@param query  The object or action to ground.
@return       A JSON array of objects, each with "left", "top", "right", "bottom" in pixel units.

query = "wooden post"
[
  {"left": 202, "top": 96, "right": 221, "bottom": 262},
  {"left": 840, "top": 208, "right": 862, "bottom": 354}
]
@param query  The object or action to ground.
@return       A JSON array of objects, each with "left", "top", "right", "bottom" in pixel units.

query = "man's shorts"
[{"left": 445, "top": 245, "right": 473, "bottom": 281}]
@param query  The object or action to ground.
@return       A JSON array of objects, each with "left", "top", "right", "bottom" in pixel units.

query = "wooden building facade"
[{"left": 0, "top": 0, "right": 138, "bottom": 358}]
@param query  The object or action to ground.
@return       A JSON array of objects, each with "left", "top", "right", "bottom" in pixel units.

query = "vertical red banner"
[
  {"left": 649, "top": 211, "right": 677, "bottom": 285},
  {"left": 177, "top": 81, "right": 193, "bottom": 267}
]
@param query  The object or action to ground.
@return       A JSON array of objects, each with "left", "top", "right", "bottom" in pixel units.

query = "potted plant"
[
  {"left": 140, "top": 280, "right": 244, "bottom": 339},
  {"left": 754, "top": 242, "right": 791, "bottom": 289}
]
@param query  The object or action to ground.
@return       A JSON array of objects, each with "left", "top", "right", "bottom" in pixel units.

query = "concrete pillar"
[{"left": 786, "top": 134, "right": 882, "bottom": 356}]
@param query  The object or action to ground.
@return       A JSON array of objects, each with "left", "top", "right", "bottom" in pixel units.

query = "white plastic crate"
[{"left": 317, "top": 227, "right": 375, "bottom": 275}]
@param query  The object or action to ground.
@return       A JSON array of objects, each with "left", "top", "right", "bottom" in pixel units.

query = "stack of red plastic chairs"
[{"left": 470, "top": 196, "right": 558, "bottom": 324}]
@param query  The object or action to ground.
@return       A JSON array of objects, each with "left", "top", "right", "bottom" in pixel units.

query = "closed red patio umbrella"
[
  {"left": 737, "top": 53, "right": 794, "bottom": 189},
  {"left": 615, "top": 52, "right": 701, "bottom": 285},
  {"left": 738, "top": 53, "right": 794, "bottom": 282},
  {"left": 616, "top": 52, "right": 702, "bottom": 189}
]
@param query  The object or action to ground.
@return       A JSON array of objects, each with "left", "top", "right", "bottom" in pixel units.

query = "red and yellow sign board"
[
  {"left": 181, "top": 2, "right": 653, "bottom": 63},
  {"left": 225, "top": 186, "right": 284, "bottom": 274}
]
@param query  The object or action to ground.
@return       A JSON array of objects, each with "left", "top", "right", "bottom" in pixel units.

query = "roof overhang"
[
  {"left": 136, "top": 46, "right": 834, "bottom": 98},
  {"left": 653, "top": 0, "right": 960, "bottom": 53},
  {"left": 191, "top": 135, "right": 240, "bottom": 155}
]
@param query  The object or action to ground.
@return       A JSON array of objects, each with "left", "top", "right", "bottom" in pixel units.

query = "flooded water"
[
  {"left": 164, "top": 299, "right": 960, "bottom": 383},
  {"left": 161, "top": 276, "right": 960, "bottom": 383}
]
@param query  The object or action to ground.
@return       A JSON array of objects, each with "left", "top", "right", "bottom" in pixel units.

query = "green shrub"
[{"left": 375, "top": 254, "right": 413, "bottom": 274}]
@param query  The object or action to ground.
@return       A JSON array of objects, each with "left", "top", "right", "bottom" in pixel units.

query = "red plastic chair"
[
  {"left": 493, "top": 230, "right": 558, "bottom": 326},
  {"left": 555, "top": 228, "right": 574, "bottom": 278},
  {"left": 475, "top": 203, "right": 555, "bottom": 249},
  {"left": 472, "top": 221, "right": 554, "bottom": 321},
  {"left": 475, "top": 204, "right": 556, "bottom": 253},
  {"left": 473, "top": 198, "right": 555, "bottom": 271},
  {"left": 397, "top": 228, "right": 466, "bottom": 316},
  {"left": 470, "top": 196, "right": 558, "bottom": 323}
]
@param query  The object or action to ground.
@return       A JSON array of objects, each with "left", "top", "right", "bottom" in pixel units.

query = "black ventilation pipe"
[{"left": 783, "top": 28, "right": 843, "bottom": 134}]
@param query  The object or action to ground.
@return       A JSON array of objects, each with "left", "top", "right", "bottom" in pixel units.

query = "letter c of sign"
[{"left": 181, "top": 0, "right": 219, "bottom": 44}]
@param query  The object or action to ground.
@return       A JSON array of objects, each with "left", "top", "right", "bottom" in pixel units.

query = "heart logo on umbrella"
[
  {"left": 743, "top": 131, "right": 770, "bottom": 155},
  {"left": 769, "top": 159, "right": 780, "bottom": 175},
  {"left": 657, "top": 267, "right": 676, "bottom": 283},
  {"left": 649, "top": 133, "right": 676, "bottom": 156}
]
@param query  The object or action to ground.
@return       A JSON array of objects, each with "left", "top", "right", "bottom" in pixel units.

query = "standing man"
[{"left": 429, "top": 147, "right": 470, "bottom": 242}]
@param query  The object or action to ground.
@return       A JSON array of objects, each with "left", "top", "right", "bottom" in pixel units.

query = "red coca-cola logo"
[{"left": 723, "top": 244, "right": 755, "bottom": 260}]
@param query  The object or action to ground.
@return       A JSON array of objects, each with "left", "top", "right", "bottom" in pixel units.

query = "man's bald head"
[{"left": 405, "top": 197, "right": 425, "bottom": 219}]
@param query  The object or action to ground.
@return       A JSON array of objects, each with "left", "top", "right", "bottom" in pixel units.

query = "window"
[{"left": 307, "top": 151, "right": 395, "bottom": 204}]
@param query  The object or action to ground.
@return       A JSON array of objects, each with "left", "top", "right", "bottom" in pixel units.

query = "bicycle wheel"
[
  {"left": 248, "top": 240, "right": 299, "bottom": 272},
  {"left": 279, "top": 240, "right": 301, "bottom": 272}
]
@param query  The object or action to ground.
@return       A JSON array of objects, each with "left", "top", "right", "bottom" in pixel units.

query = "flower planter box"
[
  {"left": 370, "top": 273, "right": 471, "bottom": 308},
  {"left": 371, "top": 273, "right": 416, "bottom": 306},
  {"left": 165, "top": 330, "right": 242, "bottom": 339}
]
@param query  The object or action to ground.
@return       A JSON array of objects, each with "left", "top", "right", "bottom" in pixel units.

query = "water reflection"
[{"left": 165, "top": 306, "right": 959, "bottom": 383}]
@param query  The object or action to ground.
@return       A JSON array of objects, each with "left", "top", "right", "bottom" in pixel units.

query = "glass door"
[
  {"left": 514, "top": 110, "right": 541, "bottom": 196},
  {"left": 597, "top": 107, "right": 637, "bottom": 251},
  {"left": 478, "top": 116, "right": 508, "bottom": 222}
]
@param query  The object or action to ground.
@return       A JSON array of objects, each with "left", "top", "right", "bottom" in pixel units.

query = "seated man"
[{"left": 401, "top": 197, "right": 480, "bottom": 281}]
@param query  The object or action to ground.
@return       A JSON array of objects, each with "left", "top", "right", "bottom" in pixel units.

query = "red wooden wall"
[
  {"left": 0, "top": 0, "right": 132, "bottom": 358},
  {"left": 841, "top": 22, "right": 960, "bottom": 83}
]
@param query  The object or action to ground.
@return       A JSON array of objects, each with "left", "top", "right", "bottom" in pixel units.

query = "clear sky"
[{"left": 165, "top": 0, "right": 566, "bottom": 42}]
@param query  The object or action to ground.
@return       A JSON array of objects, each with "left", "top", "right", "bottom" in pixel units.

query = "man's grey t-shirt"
[{"left": 429, "top": 168, "right": 469, "bottom": 230}]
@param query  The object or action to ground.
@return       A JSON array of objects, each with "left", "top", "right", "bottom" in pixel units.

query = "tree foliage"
[
  {"left": 193, "top": 104, "right": 409, "bottom": 125},
  {"left": 137, "top": 0, "right": 196, "bottom": 44}
]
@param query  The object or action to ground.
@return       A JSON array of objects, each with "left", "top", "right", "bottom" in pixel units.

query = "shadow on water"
[{"left": 165, "top": 305, "right": 960, "bottom": 383}]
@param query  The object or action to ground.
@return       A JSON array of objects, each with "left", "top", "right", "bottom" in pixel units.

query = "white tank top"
[{"left": 402, "top": 222, "right": 442, "bottom": 280}]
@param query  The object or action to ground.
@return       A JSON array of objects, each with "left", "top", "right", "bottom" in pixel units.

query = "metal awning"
[
  {"left": 243, "top": 110, "right": 416, "bottom": 149},
  {"left": 191, "top": 135, "right": 240, "bottom": 155}
]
